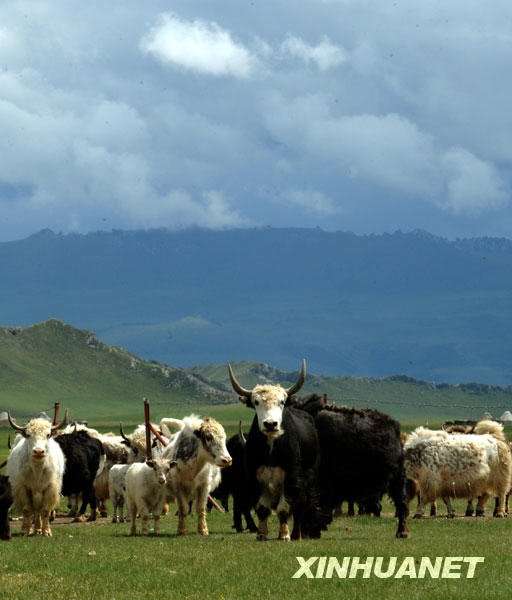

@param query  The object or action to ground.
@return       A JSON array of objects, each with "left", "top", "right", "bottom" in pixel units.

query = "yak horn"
[
  {"left": 228, "top": 364, "right": 252, "bottom": 399},
  {"left": 7, "top": 435, "right": 11, "bottom": 450},
  {"left": 119, "top": 423, "right": 130, "bottom": 443},
  {"left": 238, "top": 420, "right": 246, "bottom": 446},
  {"left": 51, "top": 409, "right": 68, "bottom": 432},
  {"left": 285, "top": 359, "right": 306, "bottom": 397},
  {"left": 7, "top": 412, "right": 27, "bottom": 434}
]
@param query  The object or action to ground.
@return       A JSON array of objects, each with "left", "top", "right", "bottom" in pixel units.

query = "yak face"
[
  {"left": 251, "top": 385, "right": 287, "bottom": 437},
  {"left": 145, "top": 458, "right": 176, "bottom": 486},
  {"left": 8, "top": 413, "right": 68, "bottom": 463},
  {"left": 194, "top": 418, "right": 232, "bottom": 468},
  {"left": 227, "top": 360, "right": 306, "bottom": 439}
]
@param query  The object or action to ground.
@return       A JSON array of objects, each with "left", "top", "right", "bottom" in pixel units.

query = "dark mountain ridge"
[{"left": 0, "top": 227, "right": 511, "bottom": 384}]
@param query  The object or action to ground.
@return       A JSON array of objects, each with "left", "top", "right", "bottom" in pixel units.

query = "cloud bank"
[{"left": 0, "top": 1, "right": 510, "bottom": 240}]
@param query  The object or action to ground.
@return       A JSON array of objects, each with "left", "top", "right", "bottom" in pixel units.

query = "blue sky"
[{"left": 1, "top": 0, "right": 511, "bottom": 241}]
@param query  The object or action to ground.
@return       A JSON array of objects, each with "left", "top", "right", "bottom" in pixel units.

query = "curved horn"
[
  {"left": 228, "top": 364, "right": 252, "bottom": 399},
  {"left": 285, "top": 359, "right": 306, "bottom": 397},
  {"left": 7, "top": 412, "right": 27, "bottom": 435},
  {"left": 237, "top": 420, "right": 246, "bottom": 447},
  {"left": 7, "top": 435, "right": 12, "bottom": 449},
  {"left": 119, "top": 423, "right": 130, "bottom": 443},
  {"left": 51, "top": 409, "right": 68, "bottom": 433}
]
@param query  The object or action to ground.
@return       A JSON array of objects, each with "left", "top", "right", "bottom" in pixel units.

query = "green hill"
[{"left": 0, "top": 319, "right": 231, "bottom": 421}]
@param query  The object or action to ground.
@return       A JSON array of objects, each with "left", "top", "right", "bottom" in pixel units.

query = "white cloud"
[
  {"left": 280, "top": 35, "right": 347, "bottom": 71},
  {"left": 263, "top": 93, "right": 510, "bottom": 215},
  {"left": 122, "top": 189, "right": 250, "bottom": 229},
  {"left": 440, "top": 148, "right": 508, "bottom": 214},
  {"left": 281, "top": 188, "right": 343, "bottom": 215},
  {"left": 140, "top": 13, "right": 255, "bottom": 78}
]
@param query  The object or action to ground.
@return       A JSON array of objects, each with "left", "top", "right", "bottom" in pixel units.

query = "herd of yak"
[{"left": 1, "top": 360, "right": 511, "bottom": 541}]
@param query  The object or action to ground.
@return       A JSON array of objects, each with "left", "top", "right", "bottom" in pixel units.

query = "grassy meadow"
[{"left": 1, "top": 497, "right": 511, "bottom": 600}]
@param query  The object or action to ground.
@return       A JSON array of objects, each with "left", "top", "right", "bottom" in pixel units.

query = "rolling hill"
[
  {"left": 0, "top": 319, "right": 231, "bottom": 421},
  {"left": 1, "top": 319, "right": 512, "bottom": 423}
]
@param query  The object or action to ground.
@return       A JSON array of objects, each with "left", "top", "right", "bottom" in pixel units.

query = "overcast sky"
[{"left": 1, "top": 0, "right": 511, "bottom": 241}]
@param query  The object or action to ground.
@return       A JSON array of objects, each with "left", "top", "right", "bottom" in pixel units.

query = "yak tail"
[
  {"left": 159, "top": 418, "right": 185, "bottom": 439},
  {"left": 473, "top": 420, "right": 506, "bottom": 442}
]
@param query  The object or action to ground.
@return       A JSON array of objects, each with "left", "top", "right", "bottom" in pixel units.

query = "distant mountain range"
[{"left": 0, "top": 227, "right": 511, "bottom": 384}]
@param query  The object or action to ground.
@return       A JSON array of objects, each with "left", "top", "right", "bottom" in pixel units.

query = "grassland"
[{"left": 1, "top": 498, "right": 511, "bottom": 600}]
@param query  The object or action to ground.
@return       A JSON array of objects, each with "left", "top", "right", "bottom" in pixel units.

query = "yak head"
[
  {"left": 145, "top": 458, "right": 177, "bottom": 485},
  {"left": 228, "top": 360, "right": 306, "bottom": 438},
  {"left": 8, "top": 411, "right": 68, "bottom": 462},
  {"left": 194, "top": 417, "right": 232, "bottom": 468}
]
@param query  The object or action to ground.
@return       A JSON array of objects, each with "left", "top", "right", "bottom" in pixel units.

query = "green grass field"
[{"left": 1, "top": 500, "right": 510, "bottom": 600}]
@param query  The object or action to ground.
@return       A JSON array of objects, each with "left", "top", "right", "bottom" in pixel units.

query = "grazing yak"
[
  {"left": 296, "top": 395, "right": 409, "bottom": 538},
  {"left": 55, "top": 429, "right": 105, "bottom": 522},
  {"left": 228, "top": 360, "right": 322, "bottom": 541},
  {"left": 0, "top": 474, "right": 12, "bottom": 541},
  {"left": 162, "top": 415, "right": 232, "bottom": 536},
  {"left": 6, "top": 412, "right": 67, "bottom": 536},
  {"left": 403, "top": 423, "right": 512, "bottom": 518}
]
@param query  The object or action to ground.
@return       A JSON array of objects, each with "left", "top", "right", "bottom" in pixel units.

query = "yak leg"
[
  {"left": 475, "top": 493, "right": 490, "bottom": 517},
  {"left": 111, "top": 496, "right": 119, "bottom": 524},
  {"left": 40, "top": 510, "right": 52, "bottom": 537},
  {"left": 74, "top": 486, "right": 91, "bottom": 522},
  {"left": 34, "top": 512, "right": 43, "bottom": 535},
  {"left": 86, "top": 486, "right": 98, "bottom": 522},
  {"left": 21, "top": 509, "right": 33, "bottom": 536},
  {"left": 232, "top": 494, "right": 243, "bottom": 532},
  {"left": 244, "top": 507, "right": 257, "bottom": 532},
  {"left": 441, "top": 497, "right": 455, "bottom": 518},
  {"left": 153, "top": 514, "right": 161, "bottom": 535},
  {"left": 140, "top": 508, "right": 150, "bottom": 536},
  {"left": 128, "top": 500, "right": 137, "bottom": 536},
  {"left": 430, "top": 501, "right": 437, "bottom": 516},
  {"left": 196, "top": 484, "right": 209, "bottom": 536},
  {"left": 465, "top": 498, "right": 475, "bottom": 517},
  {"left": 255, "top": 484, "right": 274, "bottom": 541},
  {"left": 494, "top": 492, "right": 507, "bottom": 518},
  {"left": 276, "top": 494, "right": 291, "bottom": 542},
  {"left": 388, "top": 462, "right": 409, "bottom": 537},
  {"left": 176, "top": 492, "right": 189, "bottom": 536}
]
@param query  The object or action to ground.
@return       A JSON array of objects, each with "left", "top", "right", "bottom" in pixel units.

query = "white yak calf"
[
  {"left": 125, "top": 459, "right": 176, "bottom": 536},
  {"left": 108, "top": 464, "right": 130, "bottom": 523}
]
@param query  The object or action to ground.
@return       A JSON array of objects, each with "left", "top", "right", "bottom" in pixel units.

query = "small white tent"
[{"left": 500, "top": 411, "right": 512, "bottom": 423}]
